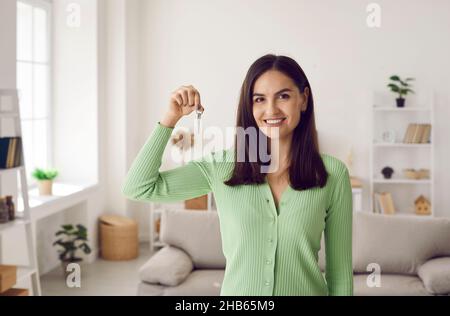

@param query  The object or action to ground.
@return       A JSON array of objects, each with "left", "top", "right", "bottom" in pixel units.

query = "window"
[{"left": 16, "top": 0, "right": 52, "bottom": 185}]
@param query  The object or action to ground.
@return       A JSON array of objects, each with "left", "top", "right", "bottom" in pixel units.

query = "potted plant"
[
  {"left": 53, "top": 224, "right": 91, "bottom": 275},
  {"left": 32, "top": 168, "right": 58, "bottom": 195},
  {"left": 387, "top": 75, "right": 415, "bottom": 107}
]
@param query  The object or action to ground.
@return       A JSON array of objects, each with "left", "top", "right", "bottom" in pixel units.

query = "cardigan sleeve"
[
  {"left": 324, "top": 165, "right": 354, "bottom": 296},
  {"left": 122, "top": 122, "right": 213, "bottom": 203}
]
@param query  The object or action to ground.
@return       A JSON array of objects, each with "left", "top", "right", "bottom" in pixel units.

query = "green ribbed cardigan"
[{"left": 122, "top": 122, "right": 354, "bottom": 296}]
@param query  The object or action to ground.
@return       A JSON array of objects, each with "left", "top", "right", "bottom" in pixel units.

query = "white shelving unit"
[
  {"left": 0, "top": 89, "right": 41, "bottom": 295},
  {"left": 369, "top": 91, "right": 435, "bottom": 216},
  {"left": 149, "top": 192, "right": 215, "bottom": 253}
]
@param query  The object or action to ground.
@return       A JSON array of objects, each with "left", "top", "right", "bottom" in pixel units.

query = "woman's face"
[{"left": 252, "top": 70, "right": 309, "bottom": 140}]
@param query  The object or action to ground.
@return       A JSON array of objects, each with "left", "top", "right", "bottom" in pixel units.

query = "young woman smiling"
[{"left": 123, "top": 54, "right": 353, "bottom": 296}]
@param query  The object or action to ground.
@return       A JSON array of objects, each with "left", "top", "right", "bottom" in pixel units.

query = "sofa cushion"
[
  {"left": 161, "top": 209, "right": 226, "bottom": 269},
  {"left": 418, "top": 257, "right": 450, "bottom": 295},
  {"left": 352, "top": 212, "right": 450, "bottom": 275},
  {"left": 353, "top": 273, "right": 431, "bottom": 296},
  {"left": 163, "top": 270, "right": 224, "bottom": 296},
  {"left": 138, "top": 246, "right": 193, "bottom": 286}
]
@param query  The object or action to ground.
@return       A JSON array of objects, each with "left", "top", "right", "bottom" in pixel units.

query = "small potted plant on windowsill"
[
  {"left": 32, "top": 168, "right": 58, "bottom": 196},
  {"left": 53, "top": 224, "right": 91, "bottom": 276},
  {"left": 387, "top": 75, "right": 415, "bottom": 107}
]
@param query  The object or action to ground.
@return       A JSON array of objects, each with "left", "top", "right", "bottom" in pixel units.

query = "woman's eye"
[
  {"left": 254, "top": 97, "right": 263, "bottom": 103},
  {"left": 279, "top": 93, "right": 290, "bottom": 99}
]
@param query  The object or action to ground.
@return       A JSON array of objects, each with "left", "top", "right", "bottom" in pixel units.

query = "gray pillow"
[
  {"left": 138, "top": 246, "right": 193, "bottom": 286},
  {"left": 418, "top": 257, "right": 450, "bottom": 295}
]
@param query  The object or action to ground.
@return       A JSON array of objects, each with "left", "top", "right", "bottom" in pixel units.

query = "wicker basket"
[
  {"left": 403, "top": 169, "right": 420, "bottom": 180},
  {"left": 99, "top": 215, "right": 138, "bottom": 261}
]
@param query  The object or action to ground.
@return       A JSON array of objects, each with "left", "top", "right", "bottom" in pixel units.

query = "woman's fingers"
[
  {"left": 194, "top": 91, "right": 201, "bottom": 109},
  {"left": 170, "top": 85, "right": 204, "bottom": 116},
  {"left": 187, "top": 88, "right": 196, "bottom": 107},
  {"left": 180, "top": 89, "right": 188, "bottom": 106}
]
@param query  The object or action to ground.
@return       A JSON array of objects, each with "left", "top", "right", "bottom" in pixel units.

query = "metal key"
[{"left": 195, "top": 104, "right": 203, "bottom": 135}]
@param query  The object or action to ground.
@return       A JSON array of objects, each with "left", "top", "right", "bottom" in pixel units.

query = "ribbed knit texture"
[{"left": 122, "top": 122, "right": 354, "bottom": 296}]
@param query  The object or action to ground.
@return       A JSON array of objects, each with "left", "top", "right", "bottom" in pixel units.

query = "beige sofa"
[{"left": 137, "top": 209, "right": 450, "bottom": 296}]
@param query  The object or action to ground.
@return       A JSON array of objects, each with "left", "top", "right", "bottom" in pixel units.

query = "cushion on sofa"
[
  {"left": 352, "top": 212, "right": 450, "bottom": 275},
  {"left": 163, "top": 269, "right": 224, "bottom": 296},
  {"left": 353, "top": 273, "right": 431, "bottom": 296},
  {"left": 418, "top": 257, "right": 450, "bottom": 295},
  {"left": 138, "top": 245, "right": 193, "bottom": 286},
  {"left": 160, "top": 209, "right": 226, "bottom": 269}
]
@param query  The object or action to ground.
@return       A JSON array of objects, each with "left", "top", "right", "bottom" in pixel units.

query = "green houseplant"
[
  {"left": 32, "top": 168, "right": 58, "bottom": 196},
  {"left": 387, "top": 75, "right": 415, "bottom": 107},
  {"left": 53, "top": 224, "right": 91, "bottom": 274}
]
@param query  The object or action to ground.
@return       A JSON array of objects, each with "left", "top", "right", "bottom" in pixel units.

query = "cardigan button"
[{"left": 266, "top": 199, "right": 270, "bottom": 203}]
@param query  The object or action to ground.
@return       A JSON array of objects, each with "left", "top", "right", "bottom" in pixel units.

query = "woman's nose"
[{"left": 265, "top": 100, "right": 281, "bottom": 115}]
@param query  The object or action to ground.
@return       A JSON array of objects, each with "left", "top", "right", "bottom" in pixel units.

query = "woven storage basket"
[{"left": 99, "top": 215, "right": 138, "bottom": 260}]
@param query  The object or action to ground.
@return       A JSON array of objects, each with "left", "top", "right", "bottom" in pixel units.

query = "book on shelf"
[
  {"left": 0, "top": 137, "right": 22, "bottom": 169},
  {"left": 402, "top": 124, "right": 431, "bottom": 143},
  {"left": 374, "top": 192, "right": 396, "bottom": 214}
]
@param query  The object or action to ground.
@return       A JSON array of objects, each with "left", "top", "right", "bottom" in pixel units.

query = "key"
[{"left": 195, "top": 104, "right": 203, "bottom": 135}]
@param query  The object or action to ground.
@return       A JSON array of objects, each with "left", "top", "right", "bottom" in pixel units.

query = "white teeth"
[{"left": 265, "top": 118, "right": 285, "bottom": 124}]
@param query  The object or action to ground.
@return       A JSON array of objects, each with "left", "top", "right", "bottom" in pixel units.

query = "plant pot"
[
  {"left": 396, "top": 98, "right": 405, "bottom": 108},
  {"left": 38, "top": 180, "right": 53, "bottom": 195}
]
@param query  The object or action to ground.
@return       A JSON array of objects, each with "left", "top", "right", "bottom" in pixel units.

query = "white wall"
[
  {"left": 133, "top": 0, "right": 450, "bottom": 217},
  {"left": 53, "top": 0, "right": 98, "bottom": 185},
  {"left": 0, "top": 0, "right": 16, "bottom": 89}
]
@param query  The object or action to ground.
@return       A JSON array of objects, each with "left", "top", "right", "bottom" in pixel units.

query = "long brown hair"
[{"left": 224, "top": 54, "right": 328, "bottom": 190}]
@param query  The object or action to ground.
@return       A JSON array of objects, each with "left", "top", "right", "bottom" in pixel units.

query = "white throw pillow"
[{"left": 139, "top": 246, "right": 193, "bottom": 286}]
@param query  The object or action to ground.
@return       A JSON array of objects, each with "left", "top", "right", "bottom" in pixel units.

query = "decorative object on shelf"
[
  {"left": 32, "top": 168, "right": 58, "bottom": 196},
  {"left": 381, "top": 166, "right": 394, "bottom": 179},
  {"left": 5, "top": 196, "right": 15, "bottom": 221},
  {"left": 403, "top": 123, "right": 431, "bottom": 144},
  {"left": 0, "top": 137, "right": 22, "bottom": 169},
  {"left": 373, "top": 192, "right": 396, "bottom": 214},
  {"left": 382, "top": 130, "right": 396, "bottom": 143},
  {"left": 387, "top": 75, "right": 415, "bottom": 107},
  {"left": 0, "top": 197, "right": 9, "bottom": 223},
  {"left": 99, "top": 215, "right": 138, "bottom": 261},
  {"left": 53, "top": 224, "right": 91, "bottom": 275},
  {"left": 415, "top": 195, "right": 431, "bottom": 215},
  {"left": 403, "top": 168, "right": 430, "bottom": 180}
]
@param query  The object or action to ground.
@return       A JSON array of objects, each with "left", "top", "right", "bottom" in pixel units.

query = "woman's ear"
[{"left": 301, "top": 87, "right": 310, "bottom": 112}]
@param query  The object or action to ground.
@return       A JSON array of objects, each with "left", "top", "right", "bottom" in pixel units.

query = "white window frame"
[{"left": 16, "top": 0, "right": 53, "bottom": 188}]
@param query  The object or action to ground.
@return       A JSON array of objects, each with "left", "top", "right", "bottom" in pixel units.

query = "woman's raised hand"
[{"left": 161, "top": 85, "right": 205, "bottom": 128}]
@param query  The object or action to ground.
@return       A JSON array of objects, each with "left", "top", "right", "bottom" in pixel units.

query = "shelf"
[
  {"left": 0, "top": 218, "right": 30, "bottom": 234},
  {"left": 372, "top": 179, "right": 432, "bottom": 184},
  {"left": 373, "top": 143, "right": 431, "bottom": 148},
  {"left": 373, "top": 106, "right": 431, "bottom": 112},
  {"left": 0, "top": 166, "right": 25, "bottom": 175}
]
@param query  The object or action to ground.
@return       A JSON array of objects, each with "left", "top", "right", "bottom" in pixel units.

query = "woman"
[{"left": 122, "top": 54, "right": 353, "bottom": 296}]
